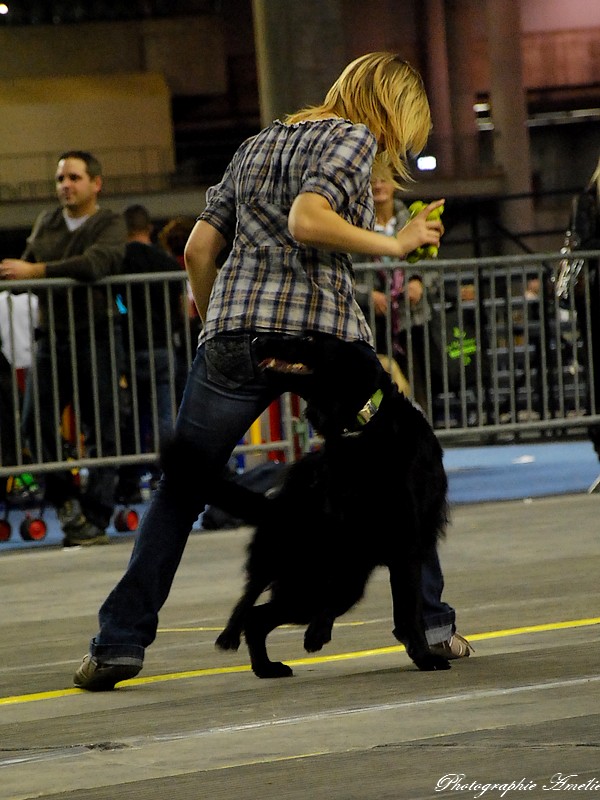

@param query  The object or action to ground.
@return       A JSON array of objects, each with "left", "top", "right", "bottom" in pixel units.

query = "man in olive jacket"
[{"left": 0, "top": 150, "right": 126, "bottom": 546}]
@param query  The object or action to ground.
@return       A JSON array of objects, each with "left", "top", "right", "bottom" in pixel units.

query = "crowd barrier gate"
[{"left": 0, "top": 251, "right": 598, "bottom": 488}]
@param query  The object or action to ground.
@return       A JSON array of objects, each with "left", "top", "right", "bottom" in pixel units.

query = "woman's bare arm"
[
  {"left": 288, "top": 193, "right": 444, "bottom": 258},
  {"left": 184, "top": 220, "right": 228, "bottom": 323}
]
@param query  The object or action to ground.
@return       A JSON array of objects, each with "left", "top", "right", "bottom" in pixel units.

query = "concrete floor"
[{"left": 1, "top": 492, "right": 600, "bottom": 800}]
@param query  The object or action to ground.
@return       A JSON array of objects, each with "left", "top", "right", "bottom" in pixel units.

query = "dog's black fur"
[{"left": 162, "top": 334, "right": 451, "bottom": 677}]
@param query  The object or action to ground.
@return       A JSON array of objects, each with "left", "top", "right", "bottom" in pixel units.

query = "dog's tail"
[
  {"left": 207, "top": 476, "right": 272, "bottom": 525},
  {"left": 160, "top": 434, "right": 274, "bottom": 524}
]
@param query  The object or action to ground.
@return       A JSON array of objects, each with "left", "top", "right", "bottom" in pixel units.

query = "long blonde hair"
[{"left": 285, "top": 52, "right": 431, "bottom": 185}]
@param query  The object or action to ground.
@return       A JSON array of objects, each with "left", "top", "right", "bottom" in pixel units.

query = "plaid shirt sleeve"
[
  {"left": 300, "top": 123, "right": 377, "bottom": 221},
  {"left": 198, "top": 159, "right": 237, "bottom": 242}
]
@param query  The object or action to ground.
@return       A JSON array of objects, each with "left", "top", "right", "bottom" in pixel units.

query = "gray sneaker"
[
  {"left": 73, "top": 654, "right": 141, "bottom": 691},
  {"left": 429, "top": 632, "right": 473, "bottom": 659},
  {"left": 63, "top": 519, "right": 110, "bottom": 547}
]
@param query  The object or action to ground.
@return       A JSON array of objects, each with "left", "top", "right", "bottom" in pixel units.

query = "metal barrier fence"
[
  {"left": 0, "top": 251, "right": 598, "bottom": 483},
  {"left": 356, "top": 249, "right": 600, "bottom": 447}
]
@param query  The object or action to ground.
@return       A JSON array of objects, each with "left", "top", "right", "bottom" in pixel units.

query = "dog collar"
[{"left": 356, "top": 388, "right": 384, "bottom": 426}]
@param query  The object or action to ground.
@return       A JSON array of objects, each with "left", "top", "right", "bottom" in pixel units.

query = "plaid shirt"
[{"left": 198, "top": 118, "right": 376, "bottom": 346}]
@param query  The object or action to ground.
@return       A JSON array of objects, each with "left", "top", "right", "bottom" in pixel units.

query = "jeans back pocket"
[{"left": 205, "top": 334, "right": 256, "bottom": 389}]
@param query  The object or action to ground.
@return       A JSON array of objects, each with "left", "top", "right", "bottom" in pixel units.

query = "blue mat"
[
  {"left": 1, "top": 441, "right": 599, "bottom": 552},
  {"left": 445, "top": 440, "right": 599, "bottom": 504}
]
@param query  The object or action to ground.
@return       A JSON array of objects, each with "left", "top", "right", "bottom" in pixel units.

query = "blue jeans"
[
  {"left": 90, "top": 333, "right": 455, "bottom": 667},
  {"left": 421, "top": 546, "right": 455, "bottom": 646}
]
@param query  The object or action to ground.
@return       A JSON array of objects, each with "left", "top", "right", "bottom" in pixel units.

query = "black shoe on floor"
[
  {"left": 63, "top": 519, "right": 110, "bottom": 547},
  {"left": 73, "top": 654, "right": 141, "bottom": 691},
  {"left": 57, "top": 498, "right": 83, "bottom": 529}
]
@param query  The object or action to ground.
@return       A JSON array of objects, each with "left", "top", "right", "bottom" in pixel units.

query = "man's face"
[{"left": 55, "top": 157, "right": 101, "bottom": 216}]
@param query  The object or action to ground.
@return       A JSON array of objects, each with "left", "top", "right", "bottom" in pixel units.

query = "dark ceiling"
[{"left": 0, "top": 0, "right": 220, "bottom": 25}]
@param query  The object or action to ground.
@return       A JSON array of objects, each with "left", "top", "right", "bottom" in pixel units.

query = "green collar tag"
[{"left": 356, "top": 388, "right": 384, "bottom": 426}]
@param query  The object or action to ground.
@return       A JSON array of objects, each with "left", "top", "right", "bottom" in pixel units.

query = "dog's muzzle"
[{"left": 258, "top": 357, "right": 312, "bottom": 375}]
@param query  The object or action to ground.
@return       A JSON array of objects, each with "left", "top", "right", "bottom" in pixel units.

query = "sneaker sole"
[
  {"left": 64, "top": 534, "right": 111, "bottom": 547},
  {"left": 73, "top": 664, "right": 141, "bottom": 691}
]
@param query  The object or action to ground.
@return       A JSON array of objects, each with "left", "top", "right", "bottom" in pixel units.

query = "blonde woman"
[
  {"left": 356, "top": 160, "right": 442, "bottom": 410},
  {"left": 74, "top": 52, "right": 467, "bottom": 691},
  {"left": 356, "top": 161, "right": 412, "bottom": 396}
]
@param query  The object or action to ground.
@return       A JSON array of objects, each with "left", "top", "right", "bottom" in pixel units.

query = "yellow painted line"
[
  {"left": 464, "top": 617, "right": 600, "bottom": 640},
  {"left": 2, "top": 616, "right": 599, "bottom": 707}
]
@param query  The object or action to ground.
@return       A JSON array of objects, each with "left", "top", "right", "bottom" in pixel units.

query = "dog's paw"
[
  {"left": 253, "top": 661, "right": 294, "bottom": 679},
  {"left": 304, "top": 620, "right": 332, "bottom": 652},
  {"left": 412, "top": 652, "right": 451, "bottom": 671},
  {"left": 304, "top": 633, "right": 330, "bottom": 652},
  {"left": 304, "top": 629, "right": 329, "bottom": 652},
  {"left": 215, "top": 630, "right": 241, "bottom": 651}
]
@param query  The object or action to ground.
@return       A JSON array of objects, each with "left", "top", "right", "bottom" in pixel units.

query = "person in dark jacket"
[
  {"left": 572, "top": 155, "right": 600, "bottom": 462},
  {"left": 116, "top": 204, "right": 184, "bottom": 501},
  {"left": 0, "top": 150, "right": 127, "bottom": 546}
]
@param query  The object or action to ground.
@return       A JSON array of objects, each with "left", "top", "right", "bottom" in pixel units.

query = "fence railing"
[
  {"left": 0, "top": 251, "right": 598, "bottom": 481},
  {"left": 355, "top": 250, "right": 600, "bottom": 446}
]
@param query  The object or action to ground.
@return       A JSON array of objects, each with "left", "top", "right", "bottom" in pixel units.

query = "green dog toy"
[{"left": 406, "top": 201, "right": 444, "bottom": 263}]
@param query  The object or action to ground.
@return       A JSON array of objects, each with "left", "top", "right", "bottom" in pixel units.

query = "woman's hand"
[
  {"left": 407, "top": 278, "right": 424, "bottom": 305},
  {"left": 396, "top": 199, "right": 445, "bottom": 257},
  {"left": 372, "top": 289, "right": 387, "bottom": 315}
]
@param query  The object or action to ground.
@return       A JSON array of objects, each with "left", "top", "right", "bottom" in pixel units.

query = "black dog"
[{"left": 204, "top": 334, "right": 451, "bottom": 678}]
